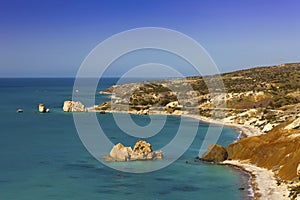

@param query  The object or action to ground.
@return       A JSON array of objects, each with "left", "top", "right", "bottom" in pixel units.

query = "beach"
[
  {"left": 222, "top": 160, "right": 290, "bottom": 200},
  {"left": 175, "top": 113, "right": 291, "bottom": 200}
]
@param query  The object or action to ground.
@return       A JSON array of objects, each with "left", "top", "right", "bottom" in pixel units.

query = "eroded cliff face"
[
  {"left": 201, "top": 120, "right": 300, "bottom": 181},
  {"left": 226, "top": 124, "right": 300, "bottom": 181}
]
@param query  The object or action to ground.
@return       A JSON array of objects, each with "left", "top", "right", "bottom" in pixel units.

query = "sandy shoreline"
[
  {"left": 179, "top": 113, "right": 290, "bottom": 200},
  {"left": 222, "top": 160, "right": 290, "bottom": 200}
]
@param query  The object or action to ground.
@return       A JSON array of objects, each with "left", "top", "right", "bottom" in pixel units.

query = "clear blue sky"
[{"left": 1, "top": 0, "right": 300, "bottom": 77}]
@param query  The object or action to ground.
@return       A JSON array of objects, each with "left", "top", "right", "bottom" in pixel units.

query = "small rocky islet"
[{"left": 103, "top": 140, "right": 163, "bottom": 162}]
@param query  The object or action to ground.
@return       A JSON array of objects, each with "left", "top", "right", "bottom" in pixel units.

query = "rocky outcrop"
[
  {"left": 63, "top": 100, "right": 86, "bottom": 112},
  {"left": 284, "top": 117, "right": 300, "bottom": 130},
  {"left": 38, "top": 104, "right": 50, "bottom": 113},
  {"left": 200, "top": 144, "right": 228, "bottom": 163},
  {"left": 224, "top": 125, "right": 300, "bottom": 180},
  {"left": 95, "top": 102, "right": 111, "bottom": 112},
  {"left": 136, "top": 109, "right": 149, "bottom": 115},
  {"left": 262, "top": 123, "right": 277, "bottom": 132},
  {"left": 165, "top": 101, "right": 182, "bottom": 114},
  {"left": 106, "top": 140, "right": 163, "bottom": 162}
]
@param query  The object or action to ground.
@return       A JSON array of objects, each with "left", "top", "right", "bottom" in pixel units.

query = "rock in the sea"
[
  {"left": 201, "top": 144, "right": 228, "bottom": 163},
  {"left": 297, "top": 163, "right": 300, "bottom": 176},
  {"left": 153, "top": 150, "right": 163, "bottom": 160},
  {"left": 130, "top": 140, "right": 154, "bottom": 160},
  {"left": 17, "top": 109, "right": 23, "bottom": 113},
  {"left": 38, "top": 104, "right": 50, "bottom": 113},
  {"left": 109, "top": 143, "right": 132, "bottom": 161},
  {"left": 106, "top": 140, "right": 163, "bottom": 162},
  {"left": 63, "top": 100, "right": 86, "bottom": 112}
]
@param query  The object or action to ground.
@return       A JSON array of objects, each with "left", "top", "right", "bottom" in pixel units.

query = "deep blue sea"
[{"left": 0, "top": 78, "right": 252, "bottom": 200}]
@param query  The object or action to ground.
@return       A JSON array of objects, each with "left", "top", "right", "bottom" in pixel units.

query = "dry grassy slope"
[
  {"left": 101, "top": 62, "right": 300, "bottom": 110},
  {"left": 227, "top": 122, "right": 300, "bottom": 180}
]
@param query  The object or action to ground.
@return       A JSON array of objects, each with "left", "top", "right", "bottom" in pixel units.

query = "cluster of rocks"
[
  {"left": 38, "top": 104, "right": 50, "bottom": 113},
  {"left": 105, "top": 140, "right": 163, "bottom": 162},
  {"left": 17, "top": 101, "right": 87, "bottom": 113},
  {"left": 17, "top": 104, "right": 50, "bottom": 113},
  {"left": 136, "top": 109, "right": 149, "bottom": 115}
]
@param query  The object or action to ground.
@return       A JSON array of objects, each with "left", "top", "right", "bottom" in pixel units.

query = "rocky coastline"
[{"left": 68, "top": 63, "right": 300, "bottom": 199}]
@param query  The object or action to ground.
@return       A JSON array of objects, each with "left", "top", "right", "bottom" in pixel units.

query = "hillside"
[{"left": 99, "top": 62, "right": 300, "bottom": 111}]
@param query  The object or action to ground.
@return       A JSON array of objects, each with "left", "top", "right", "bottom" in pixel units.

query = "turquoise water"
[{"left": 0, "top": 78, "right": 251, "bottom": 200}]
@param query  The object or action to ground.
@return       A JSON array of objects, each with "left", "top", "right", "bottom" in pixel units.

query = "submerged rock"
[
  {"left": 201, "top": 144, "right": 228, "bottom": 163},
  {"left": 106, "top": 140, "right": 163, "bottom": 162},
  {"left": 63, "top": 100, "right": 86, "bottom": 112}
]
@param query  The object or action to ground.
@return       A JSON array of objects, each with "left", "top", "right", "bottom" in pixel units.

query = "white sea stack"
[{"left": 63, "top": 100, "right": 86, "bottom": 112}]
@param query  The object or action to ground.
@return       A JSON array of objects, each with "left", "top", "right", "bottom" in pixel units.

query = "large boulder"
[
  {"left": 201, "top": 144, "right": 228, "bottom": 163},
  {"left": 63, "top": 100, "right": 86, "bottom": 112},
  {"left": 106, "top": 140, "right": 163, "bottom": 162}
]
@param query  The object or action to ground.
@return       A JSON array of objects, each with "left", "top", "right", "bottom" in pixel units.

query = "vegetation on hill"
[{"left": 99, "top": 63, "right": 300, "bottom": 112}]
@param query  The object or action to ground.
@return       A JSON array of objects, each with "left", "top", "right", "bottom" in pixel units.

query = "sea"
[{"left": 0, "top": 78, "right": 252, "bottom": 200}]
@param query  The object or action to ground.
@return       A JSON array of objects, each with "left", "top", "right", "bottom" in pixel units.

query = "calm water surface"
[{"left": 0, "top": 78, "right": 251, "bottom": 200}]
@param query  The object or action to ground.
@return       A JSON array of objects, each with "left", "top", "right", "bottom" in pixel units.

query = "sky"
[{"left": 0, "top": 0, "right": 300, "bottom": 77}]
